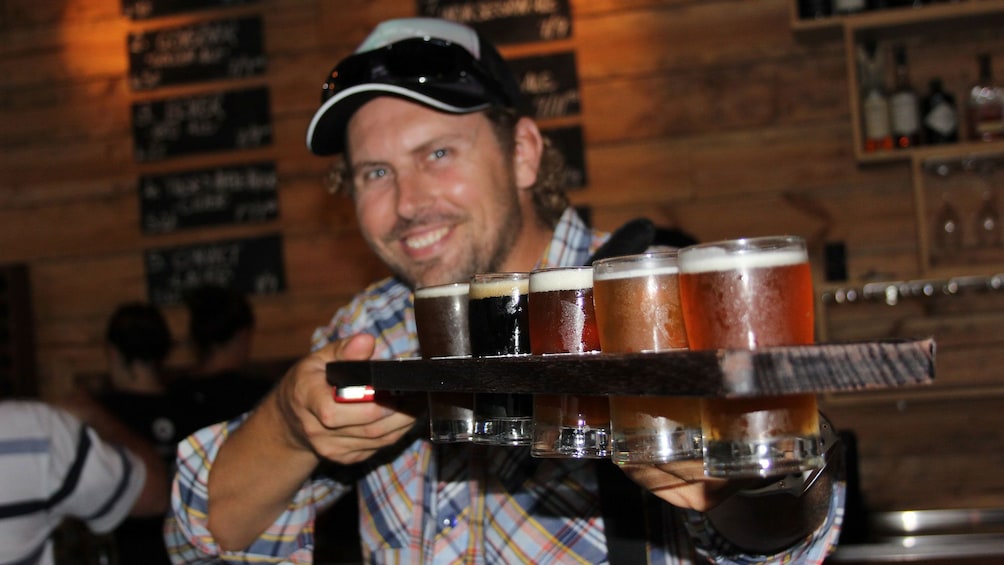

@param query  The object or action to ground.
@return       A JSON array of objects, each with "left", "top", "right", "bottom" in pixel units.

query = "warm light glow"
[{"left": 900, "top": 511, "right": 919, "bottom": 532}]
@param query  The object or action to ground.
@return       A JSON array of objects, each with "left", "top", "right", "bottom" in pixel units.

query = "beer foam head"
[
  {"left": 529, "top": 267, "right": 593, "bottom": 292},
  {"left": 469, "top": 273, "right": 529, "bottom": 298},
  {"left": 415, "top": 282, "right": 469, "bottom": 299},
  {"left": 593, "top": 253, "right": 680, "bottom": 281},
  {"left": 679, "top": 244, "right": 807, "bottom": 273}
]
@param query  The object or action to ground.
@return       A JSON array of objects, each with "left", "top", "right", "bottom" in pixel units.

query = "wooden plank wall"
[{"left": 2, "top": 0, "right": 1003, "bottom": 516}]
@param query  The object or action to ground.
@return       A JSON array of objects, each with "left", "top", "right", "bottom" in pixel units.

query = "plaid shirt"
[{"left": 167, "top": 208, "right": 844, "bottom": 564}]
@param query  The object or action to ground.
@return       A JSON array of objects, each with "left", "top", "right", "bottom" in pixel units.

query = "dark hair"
[
  {"left": 184, "top": 285, "right": 254, "bottom": 362},
  {"left": 106, "top": 302, "right": 172, "bottom": 366},
  {"left": 326, "top": 107, "right": 570, "bottom": 228}
]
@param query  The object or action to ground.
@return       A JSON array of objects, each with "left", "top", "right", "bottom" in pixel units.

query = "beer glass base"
[
  {"left": 610, "top": 427, "right": 703, "bottom": 464},
  {"left": 532, "top": 426, "right": 610, "bottom": 459},
  {"left": 429, "top": 418, "right": 474, "bottom": 443},
  {"left": 473, "top": 417, "right": 533, "bottom": 446},
  {"left": 703, "top": 435, "right": 822, "bottom": 478}
]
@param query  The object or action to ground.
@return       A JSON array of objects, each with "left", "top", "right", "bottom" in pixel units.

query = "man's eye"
[
  {"left": 362, "top": 168, "right": 388, "bottom": 182},
  {"left": 430, "top": 148, "right": 449, "bottom": 161}
]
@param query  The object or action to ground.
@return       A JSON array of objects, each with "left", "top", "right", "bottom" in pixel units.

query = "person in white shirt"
[{"left": 0, "top": 400, "right": 154, "bottom": 565}]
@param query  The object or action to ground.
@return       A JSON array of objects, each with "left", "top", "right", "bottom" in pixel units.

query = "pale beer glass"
[
  {"left": 528, "top": 266, "right": 608, "bottom": 458},
  {"left": 469, "top": 272, "right": 533, "bottom": 446},
  {"left": 678, "top": 235, "right": 822, "bottom": 478},
  {"left": 592, "top": 252, "right": 703, "bottom": 464},
  {"left": 414, "top": 282, "right": 473, "bottom": 443}
]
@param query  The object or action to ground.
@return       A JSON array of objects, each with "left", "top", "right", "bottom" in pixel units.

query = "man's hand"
[
  {"left": 272, "top": 333, "right": 420, "bottom": 465},
  {"left": 617, "top": 459, "right": 740, "bottom": 512},
  {"left": 207, "top": 333, "right": 420, "bottom": 551}
]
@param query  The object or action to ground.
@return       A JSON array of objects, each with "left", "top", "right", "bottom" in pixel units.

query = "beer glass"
[
  {"left": 678, "top": 235, "right": 822, "bottom": 478},
  {"left": 414, "top": 282, "right": 473, "bottom": 443},
  {"left": 592, "top": 252, "right": 703, "bottom": 464},
  {"left": 469, "top": 272, "right": 533, "bottom": 446},
  {"left": 528, "top": 266, "right": 608, "bottom": 459}
]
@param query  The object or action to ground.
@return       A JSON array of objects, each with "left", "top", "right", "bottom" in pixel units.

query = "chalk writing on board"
[
  {"left": 131, "top": 86, "right": 272, "bottom": 162},
  {"left": 544, "top": 125, "right": 587, "bottom": 189},
  {"left": 144, "top": 233, "right": 285, "bottom": 305},
  {"left": 140, "top": 162, "right": 279, "bottom": 234},
  {"left": 128, "top": 16, "right": 266, "bottom": 90},
  {"left": 416, "top": 0, "right": 572, "bottom": 44},
  {"left": 123, "top": 0, "right": 259, "bottom": 21},
  {"left": 507, "top": 51, "right": 580, "bottom": 120}
]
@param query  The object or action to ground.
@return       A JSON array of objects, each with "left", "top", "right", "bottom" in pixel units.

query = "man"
[
  {"left": 0, "top": 400, "right": 158, "bottom": 564},
  {"left": 167, "top": 17, "right": 845, "bottom": 563}
]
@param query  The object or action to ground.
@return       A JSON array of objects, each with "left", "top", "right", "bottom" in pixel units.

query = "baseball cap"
[{"left": 306, "top": 18, "right": 528, "bottom": 156}]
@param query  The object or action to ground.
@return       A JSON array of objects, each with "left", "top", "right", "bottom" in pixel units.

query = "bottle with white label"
[
  {"left": 858, "top": 42, "right": 893, "bottom": 152},
  {"left": 921, "top": 78, "right": 958, "bottom": 145},
  {"left": 889, "top": 45, "right": 921, "bottom": 149}
]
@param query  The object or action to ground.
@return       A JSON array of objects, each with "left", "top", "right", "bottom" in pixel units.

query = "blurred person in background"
[
  {"left": 2, "top": 399, "right": 164, "bottom": 564},
  {"left": 169, "top": 284, "right": 272, "bottom": 438}
]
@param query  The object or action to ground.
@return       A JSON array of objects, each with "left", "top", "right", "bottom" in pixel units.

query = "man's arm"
[{"left": 205, "top": 334, "right": 419, "bottom": 551}]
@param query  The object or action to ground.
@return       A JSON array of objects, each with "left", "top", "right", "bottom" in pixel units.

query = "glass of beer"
[
  {"left": 677, "top": 235, "right": 822, "bottom": 478},
  {"left": 592, "top": 251, "right": 703, "bottom": 464},
  {"left": 469, "top": 272, "right": 533, "bottom": 446},
  {"left": 528, "top": 266, "right": 608, "bottom": 459},
  {"left": 414, "top": 282, "right": 473, "bottom": 443}
]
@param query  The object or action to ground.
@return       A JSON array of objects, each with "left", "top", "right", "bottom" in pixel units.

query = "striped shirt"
[
  {"left": 0, "top": 400, "right": 146, "bottom": 565},
  {"left": 167, "top": 209, "right": 844, "bottom": 564}
]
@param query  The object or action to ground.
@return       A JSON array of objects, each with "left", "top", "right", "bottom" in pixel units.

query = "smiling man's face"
[{"left": 346, "top": 97, "right": 527, "bottom": 289}]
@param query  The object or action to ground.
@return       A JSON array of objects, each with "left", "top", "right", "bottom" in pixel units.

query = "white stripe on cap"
[
  {"left": 355, "top": 17, "right": 481, "bottom": 59},
  {"left": 305, "top": 83, "right": 491, "bottom": 150}
]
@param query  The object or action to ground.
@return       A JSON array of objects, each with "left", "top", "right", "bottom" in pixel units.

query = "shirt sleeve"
[{"left": 165, "top": 418, "right": 349, "bottom": 564}]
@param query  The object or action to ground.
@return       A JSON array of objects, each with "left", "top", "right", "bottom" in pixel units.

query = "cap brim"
[{"left": 306, "top": 83, "right": 493, "bottom": 156}]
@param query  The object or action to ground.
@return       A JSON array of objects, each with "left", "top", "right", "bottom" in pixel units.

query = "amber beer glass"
[
  {"left": 592, "top": 252, "right": 703, "bottom": 464},
  {"left": 678, "top": 235, "right": 822, "bottom": 478},
  {"left": 414, "top": 282, "right": 473, "bottom": 443},
  {"left": 528, "top": 266, "right": 607, "bottom": 458},
  {"left": 468, "top": 272, "right": 533, "bottom": 446}
]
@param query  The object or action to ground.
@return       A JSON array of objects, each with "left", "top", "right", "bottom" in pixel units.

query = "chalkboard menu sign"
[
  {"left": 416, "top": 0, "right": 571, "bottom": 44},
  {"left": 128, "top": 16, "right": 266, "bottom": 90},
  {"left": 544, "top": 125, "right": 587, "bottom": 189},
  {"left": 139, "top": 161, "right": 279, "bottom": 234},
  {"left": 123, "top": 0, "right": 259, "bottom": 20},
  {"left": 144, "top": 233, "right": 285, "bottom": 305},
  {"left": 507, "top": 51, "right": 580, "bottom": 120},
  {"left": 131, "top": 86, "right": 272, "bottom": 162}
]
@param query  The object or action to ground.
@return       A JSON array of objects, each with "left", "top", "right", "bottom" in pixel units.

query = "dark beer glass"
[
  {"left": 414, "top": 282, "right": 473, "bottom": 443},
  {"left": 592, "top": 251, "right": 703, "bottom": 464},
  {"left": 678, "top": 235, "right": 822, "bottom": 478},
  {"left": 468, "top": 272, "right": 533, "bottom": 446},
  {"left": 528, "top": 266, "right": 607, "bottom": 459}
]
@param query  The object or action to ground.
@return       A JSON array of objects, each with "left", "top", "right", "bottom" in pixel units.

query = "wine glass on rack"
[
  {"left": 930, "top": 161, "right": 962, "bottom": 257},
  {"left": 972, "top": 158, "right": 1001, "bottom": 248}
]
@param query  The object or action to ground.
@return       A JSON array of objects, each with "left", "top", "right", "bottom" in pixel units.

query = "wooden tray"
[{"left": 325, "top": 338, "right": 935, "bottom": 397}]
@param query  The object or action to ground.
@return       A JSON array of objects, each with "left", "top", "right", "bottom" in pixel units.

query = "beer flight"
[{"left": 414, "top": 235, "right": 823, "bottom": 479}]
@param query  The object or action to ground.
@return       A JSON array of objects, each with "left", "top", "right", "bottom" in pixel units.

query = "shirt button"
[{"left": 441, "top": 515, "right": 457, "bottom": 530}]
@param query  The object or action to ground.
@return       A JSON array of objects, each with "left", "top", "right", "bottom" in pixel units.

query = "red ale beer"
[
  {"left": 414, "top": 282, "right": 473, "bottom": 443},
  {"left": 678, "top": 236, "right": 821, "bottom": 478},
  {"left": 468, "top": 272, "right": 532, "bottom": 446},
  {"left": 528, "top": 266, "right": 607, "bottom": 458},
  {"left": 592, "top": 251, "right": 703, "bottom": 464}
]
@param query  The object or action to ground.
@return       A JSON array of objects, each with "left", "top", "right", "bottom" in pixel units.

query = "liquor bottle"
[
  {"left": 858, "top": 43, "right": 894, "bottom": 152},
  {"left": 833, "top": 0, "right": 866, "bottom": 14},
  {"left": 967, "top": 54, "right": 1004, "bottom": 142},
  {"left": 889, "top": 45, "right": 921, "bottom": 149},
  {"left": 921, "top": 78, "right": 958, "bottom": 144},
  {"left": 798, "top": 0, "right": 832, "bottom": 19}
]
